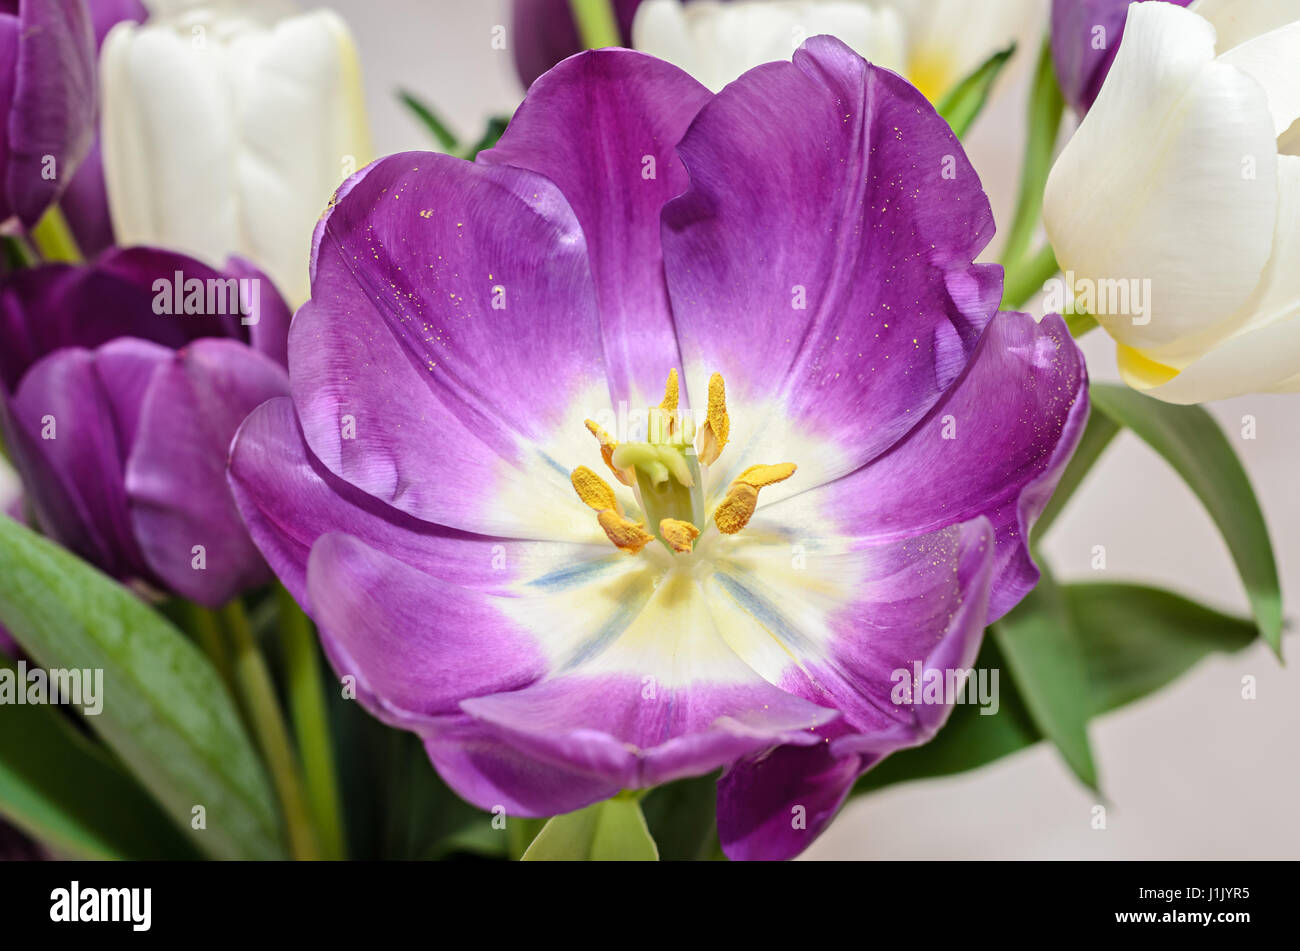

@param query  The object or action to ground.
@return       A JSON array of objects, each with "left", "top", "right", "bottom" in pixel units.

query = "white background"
[{"left": 317, "top": 0, "right": 1299, "bottom": 859}]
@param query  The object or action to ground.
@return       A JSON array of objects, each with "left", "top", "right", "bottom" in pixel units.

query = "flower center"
[{"left": 570, "top": 370, "right": 797, "bottom": 556}]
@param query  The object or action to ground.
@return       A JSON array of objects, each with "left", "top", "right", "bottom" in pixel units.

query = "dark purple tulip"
[
  {"left": 59, "top": 0, "right": 147, "bottom": 256},
  {"left": 512, "top": 0, "right": 643, "bottom": 88},
  {"left": 1051, "top": 0, "right": 1194, "bottom": 114},
  {"left": 230, "top": 39, "right": 1088, "bottom": 860},
  {"left": 0, "top": 247, "right": 292, "bottom": 606},
  {"left": 0, "top": 0, "right": 96, "bottom": 227}
]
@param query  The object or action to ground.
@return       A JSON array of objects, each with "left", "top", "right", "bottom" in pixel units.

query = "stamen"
[
  {"left": 584, "top": 419, "right": 634, "bottom": 486},
  {"left": 697, "top": 372, "right": 730, "bottom": 465},
  {"left": 659, "top": 368, "right": 680, "bottom": 414},
  {"left": 659, "top": 518, "right": 701, "bottom": 554},
  {"left": 713, "top": 462, "right": 796, "bottom": 535},
  {"left": 598, "top": 510, "right": 655, "bottom": 554},
  {"left": 571, "top": 466, "right": 622, "bottom": 515}
]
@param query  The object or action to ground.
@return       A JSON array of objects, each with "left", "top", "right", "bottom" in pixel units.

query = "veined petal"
[
  {"left": 295, "top": 152, "right": 613, "bottom": 540},
  {"left": 663, "top": 35, "right": 1000, "bottom": 501},
  {"left": 756, "top": 312, "right": 1089, "bottom": 622},
  {"left": 460, "top": 568, "right": 837, "bottom": 791},
  {"left": 126, "top": 339, "right": 287, "bottom": 607},
  {"left": 229, "top": 398, "right": 626, "bottom": 607},
  {"left": 1044, "top": 1, "right": 1279, "bottom": 363},
  {"left": 480, "top": 49, "right": 711, "bottom": 407}
]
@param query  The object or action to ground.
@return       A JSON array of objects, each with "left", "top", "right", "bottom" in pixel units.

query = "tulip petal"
[
  {"left": 1219, "top": 20, "right": 1300, "bottom": 136},
  {"left": 1044, "top": 1, "right": 1279, "bottom": 362},
  {"left": 480, "top": 49, "right": 711, "bottom": 407},
  {"left": 1191, "top": 0, "right": 1300, "bottom": 53},
  {"left": 126, "top": 339, "right": 287, "bottom": 606},
  {"left": 662, "top": 35, "right": 1000, "bottom": 501},
  {"left": 295, "top": 151, "right": 618, "bottom": 540}
]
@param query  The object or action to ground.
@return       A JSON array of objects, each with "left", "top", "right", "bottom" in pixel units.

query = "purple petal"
[
  {"left": 1051, "top": 0, "right": 1194, "bottom": 114},
  {"left": 759, "top": 312, "right": 1089, "bottom": 623},
  {"left": 510, "top": 0, "right": 642, "bottom": 89},
  {"left": 2, "top": 0, "right": 96, "bottom": 225},
  {"left": 229, "top": 397, "right": 621, "bottom": 606},
  {"left": 2, "top": 338, "right": 167, "bottom": 582},
  {"left": 296, "top": 151, "right": 608, "bottom": 534},
  {"left": 126, "top": 339, "right": 287, "bottom": 607},
  {"left": 305, "top": 531, "right": 547, "bottom": 724},
  {"left": 662, "top": 35, "right": 1001, "bottom": 491},
  {"left": 481, "top": 49, "right": 710, "bottom": 406}
]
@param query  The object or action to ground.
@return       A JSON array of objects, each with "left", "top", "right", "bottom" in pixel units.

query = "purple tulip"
[
  {"left": 1051, "top": 0, "right": 1194, "bottom": 114},
  {"left": 229, "top": 38, "right": 1088, "bottom": 860},
  {"left": 512, "top": 0, "right": 643, "bottom": 87},
  {"left": 0, "top": 247, "right": 292, "bottom": 607},
  {"left": 59, "top": 0, "right": 147, "bottom": 257},
  {"left": 0, "top": 0, "right": 96, "bottom": 227}
]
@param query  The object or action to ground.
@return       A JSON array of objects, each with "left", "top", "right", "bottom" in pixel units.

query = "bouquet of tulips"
[{"left": 0, "top": 0, "right": 1292, "bottom": 864}]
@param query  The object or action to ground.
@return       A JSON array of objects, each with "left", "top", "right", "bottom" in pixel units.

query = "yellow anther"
[
  {"left": 713, "top": 481, "right": 759, "bottom": 535},
  {"left": 584, "top": 419, "right": 634, "bottom": 486},
  {"left": 659, "top": 518, "right": 701, "bottom": 554},
  {"left": 736, "top": 462, "right": 797, "bottom": 489},
  {"left": 597, "top": 510, "right": 654, "bottom": 554},
  {"left": 697, "top": 372, "right": 730, "bottom": 465},
  {"left": 713, "top": 462, "right": 796, "bottom": 535},
  {"left": 571, "top": 466, "right": 622, "bottom": 515},
  {"left": 659, "top": 368, "right": 680, "bottom": 414}
]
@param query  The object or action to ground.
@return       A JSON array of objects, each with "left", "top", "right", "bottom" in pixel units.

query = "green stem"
[
  {"left": 277, "top": 585, "right": 346, "bottom": 860},
  {"left": 1001, "top": 243, "right": 1059, "bottom": 311},
  {"left": 221, "top": 599, "right": 320, "bottom": 860},
  {"left": 189, "top": 603, "right": 233, "bottom": 691},
  {"left": 1, "top": 234, "right": 37, "bottom": 270},
  {"left": 999, "top": 40, "right": 1065, "bottom": 276},
  {"left": 28, "top": 206, "right": 83, "bottom": 263},
  {"left": 1065, "top": 309, "right": 1099, "bottom": 339},
  {"left": 568, "top": 0, "right": 621, "bottom": 49}
]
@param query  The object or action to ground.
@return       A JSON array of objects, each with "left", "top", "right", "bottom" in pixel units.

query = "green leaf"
[
  {"left": 1091, "top": 383, "right": 1283, "bottom": 655},
  {"left": 1034, "top": 408, "right": 1121, "bottom": 540},
  {"left": 936, "top": 43, "right": 1016, "bottom": 139},
  {"left": 397, "top": 89, "right": 460, "bottom": 152},
  {"left": 0, "top": 517, "right": 285, "bottom": 859},
  {"left": 0, "top": 653, "right": 201, "bottom": 859},
  {"left": 1065, "top": 582, "right": 1257, "bottom": 715},
  {"left": 521, "top": 796, "right": 659, "bottom": 861},
  {"left": 992, "top": 567, "right": 1099, "bottom": 791},
  {"left": 641, "top": 772, "right": 719, "bottom": 861},
  {"left": 466, "top": 116, "right": 510, "bottom": 160},
  {"left": 999, "top": 39, "right": 1065, "bottom": 274},
  {"left": 855, "top": 584, "right": 1257, "bottom": 795}
]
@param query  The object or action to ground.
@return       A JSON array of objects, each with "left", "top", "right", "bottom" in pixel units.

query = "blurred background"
[{"left": 306, "top": 0, "right": 1299, "bottom": 859}]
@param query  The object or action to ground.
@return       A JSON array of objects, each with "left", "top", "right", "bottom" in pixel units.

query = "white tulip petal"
[
  {"left": 887, "top": 0, "right": 1041, "bottom": 101},
  {"left": 1044, "top": 1, "right": 1278, "bottom": 362},
  {"left": 1189, "top": 0, "right": 1300, "bottom": 53},
  {"left": 633, "top": 0, "right": 906, "bottom": 93},
  {"left": 1220, "top": 20, "right": 1300, "bottom": 136},
  {"left": 1126, "top": 155, "right": 1300, "bottom": 402}
]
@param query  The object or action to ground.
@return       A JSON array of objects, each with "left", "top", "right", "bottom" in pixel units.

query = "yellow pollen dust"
[
  {"left": 659, "top": 518, "right": 701, "bottom": 554},
  {"left": 713, "top": 463, "right": 797, "bottom": 535},
  {"left": 659, "top": 368, "right": 680, "bottom": 414},
  {"left": 571, "top": 466, "right": 652, "bottom": 554},
  {"left": 584, "top": 420, "right": 633, "bottom": 486},
  {"left": 697, "top": 373, "right": 730, "bottom": 466}
]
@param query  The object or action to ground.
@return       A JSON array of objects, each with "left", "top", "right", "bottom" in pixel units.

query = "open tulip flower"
[{"left": 229, "top": 37, "right": 1087, "bottom": 861}]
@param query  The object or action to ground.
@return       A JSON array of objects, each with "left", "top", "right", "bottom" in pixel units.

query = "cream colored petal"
[
  {"left": 1189, "top": 0, "right": 1300, "bottom": 52},
  {"left": 1127, "top": 155, "right": 1300, "bottom": 402},
  {"left": 1219, "top": 20, "right": 1300, "bottom": 136},
  {"left": 633, "top": 0, "right": 905, "bottom": 93},
  {"left": 1043, "top": 1, "right": 1278, "bottom": 363}
]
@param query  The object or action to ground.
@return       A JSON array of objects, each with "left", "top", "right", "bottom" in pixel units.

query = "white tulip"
[
  {"left": 631, "top": 0, "right": 1039, "bottom": 99},
  {"left": 1044, "top": 0, "right": 1300, "bottom": 403},
  {"left": 101, "top": 0, "right": 371, "bottom": 307}
]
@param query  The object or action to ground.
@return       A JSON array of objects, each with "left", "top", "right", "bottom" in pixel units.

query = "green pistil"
[{"left": 612, "top": 441, "right": 704, "bottom": 547}]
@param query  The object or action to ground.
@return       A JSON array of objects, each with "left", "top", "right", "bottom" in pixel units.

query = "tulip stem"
[
  {"left": 221, "top": 599, "right": 321, "bottom": 860},
  {"left": 999, "top": 40, "right": 1064, "bottom": 278},
  {"left": 568, "top": 0, "right": 621, "bottom": 49},
  {"left": 28, "top": 206, "right": 84, "bottom": 264},
  {"left": 1001, "top": 243, "right": 1059, "bottom": 310},
  {"left": 277, "top": 585, "right": 346, "bottom": 860}
]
